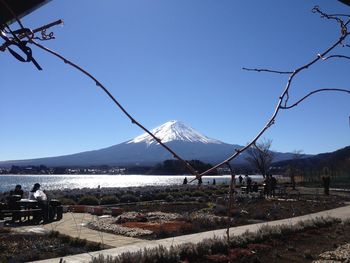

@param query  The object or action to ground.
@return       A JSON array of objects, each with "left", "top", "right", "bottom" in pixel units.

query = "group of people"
[
  {"left": 263, "top": 174, "right": 277, "bottom": 197},
  {"left": 182, "top": 177, "right": 216, "bottom": 186},
  {"left": 238, "top": 175, "right": 259, "bottom": 193},
  {"left": 9, "top": 183, "right": 47, "bottom": 201},
  {"left": 7, "top": 183, "right": 50, "bottom": 222},
  {"left": 238, "top": 174, "right": 277, "bottom": 197}
]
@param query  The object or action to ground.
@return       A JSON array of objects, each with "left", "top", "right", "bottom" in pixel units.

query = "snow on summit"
[{"left": 128, "top": 120, "right": 222, "bottom": 145}]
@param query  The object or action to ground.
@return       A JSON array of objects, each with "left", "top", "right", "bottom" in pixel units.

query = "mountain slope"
[
  {"left": 0, "top": 120, "right": 295, "bottom": 168},
  {"left": 273, "top": 146, "right": 350, "bottom": 172}
]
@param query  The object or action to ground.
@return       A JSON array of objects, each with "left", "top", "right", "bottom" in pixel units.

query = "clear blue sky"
[{"left": 0, "top": 0, "right": 349, "bottom": 161}]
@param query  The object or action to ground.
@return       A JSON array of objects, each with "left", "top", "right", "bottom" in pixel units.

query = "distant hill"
[
  {"left": 0, "top": 120, "right": 296, "bottom": 168},
  {"left": 148, "top": 159, "right": 217, "bottom": 175},
  {"left": 272, "top": 146, "right": 350, "bottom": 176}
]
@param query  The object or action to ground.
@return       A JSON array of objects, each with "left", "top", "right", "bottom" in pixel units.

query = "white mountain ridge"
[
  {"left": 127, "top": 120, "right": 222, "bottom": 145},
  {"left": 0, "top": 120, "right": 296, "bottom": 167}
]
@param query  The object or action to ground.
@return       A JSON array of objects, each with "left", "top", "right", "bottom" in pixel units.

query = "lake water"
[{"left": 0, "top": 174, "right": 267, "bottom": 193}]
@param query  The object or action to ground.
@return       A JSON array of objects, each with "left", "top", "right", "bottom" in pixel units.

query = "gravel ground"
[{"left": 314, "top": 243, "right": 350, "bottom": 263}]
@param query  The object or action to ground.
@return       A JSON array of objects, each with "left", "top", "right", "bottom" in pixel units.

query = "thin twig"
[
  {"left": 327, "top": 14, "right": 350, "bottom": 18},
  {"left": 280, "top": 88, "right": 350, "bottom": 109},
  {"left": 242, "top": 67, "right": 293, "bottom": 74},
  {"left": 312, "top": 6, "right": 346, "bottom": 28},
  {"left": 253, "top": 141, "right": 265, "bottom": 154},
  {"left": 319, "top": 54, "right": 350, "bottom": 60}
]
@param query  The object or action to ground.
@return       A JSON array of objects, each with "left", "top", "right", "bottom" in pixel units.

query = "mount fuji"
[
  {"left": 0, "top": 120, "right": 294, "bottom": 167},
  {"left": 128, "top": 121, "right": 222, "bottom": 145}
]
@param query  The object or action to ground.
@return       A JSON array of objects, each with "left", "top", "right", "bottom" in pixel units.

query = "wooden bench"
[{"left": 0, "top": 209, "right": 43, "bottom": 223}]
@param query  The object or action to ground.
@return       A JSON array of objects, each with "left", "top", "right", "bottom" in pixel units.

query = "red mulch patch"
[{"left": 121, "top": 220, "right": 193, "bottom": 235}]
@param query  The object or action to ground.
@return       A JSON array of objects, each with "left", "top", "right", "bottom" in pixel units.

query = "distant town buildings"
[{"left": 0, "top": 165, "right": 126, "bottom": 175}]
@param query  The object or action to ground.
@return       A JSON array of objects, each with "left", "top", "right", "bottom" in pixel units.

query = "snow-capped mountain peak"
[{"left": 127, "top": 120, "right": 222, "bottom": 145}]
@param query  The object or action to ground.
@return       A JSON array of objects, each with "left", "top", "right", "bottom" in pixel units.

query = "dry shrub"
[{"left": 90, "top": 216, "right": 340, "bottom": 263}]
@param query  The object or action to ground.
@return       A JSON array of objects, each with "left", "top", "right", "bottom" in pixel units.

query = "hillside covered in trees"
[
  {"left": 272, "top": 146, "right": 350, "bottom": 186},
  {"left": 148, "top": 159, "right": 217, "bottom": 175}
]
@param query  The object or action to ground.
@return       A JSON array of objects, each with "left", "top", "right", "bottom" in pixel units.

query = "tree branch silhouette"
[
  {"left": 241, "top": 67, "right": 293, "bottom": 74},
  {"left": 319, "top": 54, "right": 350, "bottom": 60},
  {"left": 1, "top": 5, "right": 200, "bottom": 178},
  {"left": 30, "top": 40, "right": 200, "bottom": 178},
  {"left": 1, "top": 4, "right": 349, "bottom": 185},
  {"left": 192, "top": 7, "right": 350, "bottom": 180},
  {"left": 280, "top": 88, "right": 350, "bottom": 109}
]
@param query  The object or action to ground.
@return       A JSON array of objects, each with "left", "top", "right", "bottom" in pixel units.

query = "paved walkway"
[
  {"left": 15, "top": 212, "right": 144, "bottom": 249},
  {"left": 31, "top": 204, "right": 350, "bottom": 263}
]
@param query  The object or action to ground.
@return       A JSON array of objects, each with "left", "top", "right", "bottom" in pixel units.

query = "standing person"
[
  {"left": 322, "top": 176, "right": 330, "bottom": 195},
  {"left": 270, "top": 175, "right": 277, "bottom": 197},
  {"left": 252, "top": 182, "right": 259, "bottom": 193},
  {"left": 263, "top": 176, "right": 268, "bottom": 197},
  {"left": 183, "top": 177, "right": 188, "bottom": 185},
  {"left": 198, "top": 176, "right": 203, "bottom": 186},
  {"left": 264, "top": 176, "right": 271, "bottom": 198},
  {"left": 246, "top": 175, "right": 252, "bottom": 193},
  {"left": 97, "top": 185, "right": 101, "bottom": 205},
  {"left": 238, "top": 175, "right": 243, "bottom": 185}
]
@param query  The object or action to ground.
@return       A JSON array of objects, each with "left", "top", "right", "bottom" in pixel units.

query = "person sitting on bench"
[
  {"left": 10, "top": 185, "right": 24, "bottom": 198},
  {"left": 29, "top": 183, "right": 49, "bottom": 222},
  {"left": 7, "top": 185, "right": 24, "bottom": 211}
]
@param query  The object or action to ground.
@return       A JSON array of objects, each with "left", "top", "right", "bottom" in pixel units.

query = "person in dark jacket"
[{"left": 11, "top": 185, "right": 24, "bottom": 198}]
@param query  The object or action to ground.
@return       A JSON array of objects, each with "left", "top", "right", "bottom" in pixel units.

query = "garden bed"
[
  {"left": 87, "top": 194, "right": 347, "bottom": 239},
  {"left": 0, "top": 228, "right": 103, "bottom": 262},
  {"left": 200, "top": 220, "right": 350, "bottom": 262},
  {"left": 91, "top": 217, "right": 350, "bottom": 263}
]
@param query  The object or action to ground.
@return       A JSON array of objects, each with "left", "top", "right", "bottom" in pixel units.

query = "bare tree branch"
[
  {"left": 0, "top": 2, "right": 201, "bottom": 180},
  {"left": 327, "top": 14, "right": 350, "bottom": 18},
  {"left": 197, "top": 8, "right": 350, "bottom": 177},
  {"left": 280, "top": 88, "right": 350, "bottom": 109},
  {"left": 312, "top": 5, "right": 346, "bottom": 29},
  {"left": 2, "top": 3, "right": 349, "bottom": 185},
  {"left": 30, "top": 40, "right": 200, "bottom": 178},
  {"left": 246, "top": 139, "right": 274, "bottom": 178},
  {"left": 319, "top": 54, "right": 350, "bottom": 60},
  {"left": 242, "top": 67, "right": 293, "bottom": 74}
]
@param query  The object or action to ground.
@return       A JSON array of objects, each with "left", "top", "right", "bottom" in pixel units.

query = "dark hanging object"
[
  {"left": 0, "top": 0, "right": 50, "bottom": 70},
  {"left": 339, "top": 0, "right": 350, "bottom": 6},
  {"left": 0, "top": 0, "right": 51, "bottom": 26}
]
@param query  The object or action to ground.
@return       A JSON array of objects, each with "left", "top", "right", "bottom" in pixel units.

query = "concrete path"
[
  {"left": 31, "top": 204, "right": 350, "bottom": 263},
  {"left": 15, "top": 213, "right": 144, "bottom": 249}
]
